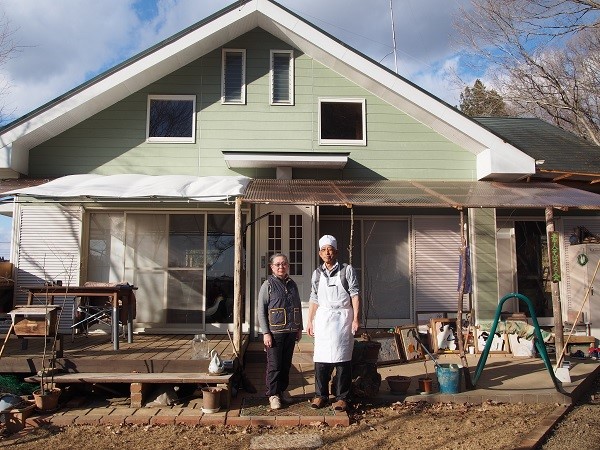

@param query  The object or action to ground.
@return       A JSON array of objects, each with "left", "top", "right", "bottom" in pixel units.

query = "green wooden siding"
[
  {"left": 29, "top": 28, "right": 476, "bottom": 180},
  {"left": 469, "top": 208, "right": 500, "bottom": 321}
]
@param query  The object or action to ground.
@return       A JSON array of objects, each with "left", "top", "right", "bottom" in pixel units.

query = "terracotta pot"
[
  {"left": 418, "top": 377, "right": 433, "bottom": 394},
  {"left": 201, "top": 387, "right": 223, "bottom": 413},
  {"left": 385, "top": 375, "right": 411, "bottom": 394},
  {"left": 32, "top": 387, "right": 61, "bottom": 412}
]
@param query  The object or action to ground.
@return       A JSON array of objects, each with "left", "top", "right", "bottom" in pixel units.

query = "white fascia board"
[
  {"left": 477, "top": 146, "right": 536, "bottom": 181},
  {"left": 224, "top": 152, "right": 348, "bottom": 169}
]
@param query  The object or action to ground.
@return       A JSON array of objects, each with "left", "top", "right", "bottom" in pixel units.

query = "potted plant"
[
  {"left": 385, "top": 375, "right": 411, "bottom": 394},
  {"left": 32, "top": 282, "right": 63, "bottom": 411},
  {"left": 418, "top": 360, "right": 433, "bottom": 394}
]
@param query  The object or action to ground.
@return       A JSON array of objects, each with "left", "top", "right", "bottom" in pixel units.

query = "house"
[{"left": 0, "top": 0, "right": 599, "bottom": 345}]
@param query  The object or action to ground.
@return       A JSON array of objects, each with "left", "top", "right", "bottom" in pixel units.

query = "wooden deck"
[{"left": 0, "top": 332, "right": 248, "bottom": 375}]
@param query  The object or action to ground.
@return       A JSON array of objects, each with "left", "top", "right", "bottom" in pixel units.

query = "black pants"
[
  {"left": 314, "top": 360, "right": 352, "bottom": 401},
  {"left": 265, "top": 332, "right": 296, "bottom": 397}
]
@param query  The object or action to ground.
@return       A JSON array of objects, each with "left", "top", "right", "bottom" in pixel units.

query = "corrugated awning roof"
[{"left": 243, "top": 180, "right": 600, "bottom": 209}]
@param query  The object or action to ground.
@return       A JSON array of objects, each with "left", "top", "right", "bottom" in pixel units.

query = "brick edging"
[{"left": 512, "top": 404, "right": 573, "bottom": 450}]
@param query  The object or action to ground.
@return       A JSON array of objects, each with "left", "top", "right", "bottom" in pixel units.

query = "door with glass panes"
[{"left": 255, "top": 205, "right": 315, "bottom": 333}]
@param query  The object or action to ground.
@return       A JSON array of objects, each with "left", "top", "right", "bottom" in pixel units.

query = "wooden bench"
[
  {"left": 564, "top": 334, "right": 597, "bottom": 353},
  {"left": 26, "top": 372, "right": 233, "bottom": 408}
]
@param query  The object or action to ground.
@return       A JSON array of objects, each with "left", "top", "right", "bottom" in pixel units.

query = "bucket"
[{"left": 435, "top": 363, "right": 462, "bottom": 394}]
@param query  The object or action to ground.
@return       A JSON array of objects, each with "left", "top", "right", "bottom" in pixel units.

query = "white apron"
[{"left": 312, "top": 268, "right": 354, "bottom": 363}]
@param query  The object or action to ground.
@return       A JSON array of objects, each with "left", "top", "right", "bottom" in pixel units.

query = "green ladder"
[{"left": 472, "top": 292, "right": 561, "bottom": 392}]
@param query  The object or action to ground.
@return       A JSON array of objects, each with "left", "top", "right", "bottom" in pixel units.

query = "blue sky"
[{"left": 0, "top": 0, "right": 480, "bottom": 259}]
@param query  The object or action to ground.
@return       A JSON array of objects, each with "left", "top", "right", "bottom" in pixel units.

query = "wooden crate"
[{"left": 10, "top": 306, "right": 60, "bottom": 337}]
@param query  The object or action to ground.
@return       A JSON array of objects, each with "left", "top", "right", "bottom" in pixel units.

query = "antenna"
[{"left": 389, "top": 0, "right": 398, "bottom": 73}]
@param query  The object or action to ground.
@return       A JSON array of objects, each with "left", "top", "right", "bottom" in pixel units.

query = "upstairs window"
[
  {"left": 146, "top": 95, "right": 196, "bottom": 143},
  {"left": 270, "top": 50, "right": 294, "bottom": 105},
  {"left": 319, "top": 98, "right": 366, "bottom": 145},
  {"left": 222, "top": 49, "right": 246, "bottom": 104}
]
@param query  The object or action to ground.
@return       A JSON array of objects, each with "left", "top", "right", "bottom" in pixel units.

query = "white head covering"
[{"left": 319, "top": 234, "right": 337, "bottom": 250}]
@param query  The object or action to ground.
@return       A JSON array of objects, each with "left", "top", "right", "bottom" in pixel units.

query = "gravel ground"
[{"left": 539, "top": 373, "right": 600, "bottom": 450}]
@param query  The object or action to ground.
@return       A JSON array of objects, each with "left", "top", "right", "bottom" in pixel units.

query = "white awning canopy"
[{"left": 5, "top": 174, "right": 251, "bottom": 202}]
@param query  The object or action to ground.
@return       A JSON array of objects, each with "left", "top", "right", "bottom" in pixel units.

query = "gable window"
[
  {"left": 270, "top": 50, "right": 294, "bottom": 105},
  {"left": 222, "top": 49, "right": 246, "bottom": 104},
  {"left": 147, "top": 95, "right": 196, "bottom": 143},
  {"left": 319, "top": 98, "right": 366, "bottom": 145}
]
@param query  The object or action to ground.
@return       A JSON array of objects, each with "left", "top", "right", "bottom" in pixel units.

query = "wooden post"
[
  {"left": 233, "top": 197, "right": 243, "bottom": 358},
  {"left": 546, "top": 207, "right": 564, "bottom": 365}
]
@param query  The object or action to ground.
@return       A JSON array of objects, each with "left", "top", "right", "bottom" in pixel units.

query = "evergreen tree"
[{"left": 459, "top": 79, "right": 508, "bottom": 117}]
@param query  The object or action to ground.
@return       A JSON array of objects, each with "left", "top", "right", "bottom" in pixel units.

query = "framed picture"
[
  {"left": 358, "top": 328, "right": 404, "bottom": 365},
  {"left": 396, "top": 326, "right": 425, "bottom": 361},
  {"left": 475, "top": 328, "right": 510, "bottom": 353},
  {"left": 430, "top": 318, "right": 463, "bottom": 353}
]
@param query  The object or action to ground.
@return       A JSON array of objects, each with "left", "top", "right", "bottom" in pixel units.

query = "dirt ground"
[{"left": 2, "top": 374, "right": 599, "bottom": 450}]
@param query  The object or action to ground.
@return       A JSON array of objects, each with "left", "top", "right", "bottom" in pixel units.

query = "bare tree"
[
  {"left": 455, "top": 0, "right": 600, "bottom": 144},
  {"left": 0, "top": 11, "right": 19, "bottom": 125}
]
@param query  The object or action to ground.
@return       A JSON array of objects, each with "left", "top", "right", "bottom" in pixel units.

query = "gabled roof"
[
  {"left": 0, "top": 0, "right": 534, "bottom": 181},
  {"left": 474, "top": 117, "right": 600, "bottom": 184}
]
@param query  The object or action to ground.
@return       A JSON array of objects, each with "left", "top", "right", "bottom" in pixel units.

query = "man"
[
  {"left": 306, "top": 235, "right": 360, "bottom": 412},
  {"left": 257, "top": 253, "right": 303, "bottom": 410}
]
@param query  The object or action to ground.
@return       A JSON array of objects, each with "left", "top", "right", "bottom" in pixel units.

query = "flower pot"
[
  {"left": 385, "top": 375, "right": 411, "bottom": 395},
  {"left": 201, "top": 387, "right": 223, "bottom": 413},
  {"left": 32, "top": 387, "right": 61, "bottom": 412},
  {"left": 418, "top": 377, "right": 433, "bottom": 394}
]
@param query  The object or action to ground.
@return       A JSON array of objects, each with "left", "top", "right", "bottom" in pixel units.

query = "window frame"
[
  {"left": 221, "top": 48, "right": 247, "bottom": 105},
  {"left": 318, "top": 98, "right": 367, "bottom": 146},
  {"left": 146, "top": 94, "right": 196, "bottom": 143},
  {"left": 270, "top": 49, "right": 294, "bottom": 105}
]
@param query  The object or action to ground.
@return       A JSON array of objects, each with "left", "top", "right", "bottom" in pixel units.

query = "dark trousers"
[
  {"left": 314, "top": 360, "right": 352, "bottom": 401},
  {"left": 265, "top": 332, "right": 296, "bottom": 397}
]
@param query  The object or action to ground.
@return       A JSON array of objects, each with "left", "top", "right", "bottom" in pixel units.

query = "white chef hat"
[{"left": 319, "top": 234, "right": 337, "bottom": 250}]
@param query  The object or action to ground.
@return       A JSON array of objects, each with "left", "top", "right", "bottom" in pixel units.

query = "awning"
[
  {"left": 4, "top": 174, "right": 251, "bottom": 202},
  {"left": 242, "top": 179, "right": 600, "bottom": 209}
]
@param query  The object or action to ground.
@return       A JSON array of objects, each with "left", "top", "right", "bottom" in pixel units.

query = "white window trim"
[
  {"left": 270, "top": 50, "right": 294, "bottom": 105},
  {"left": 146, "top": 94, "right": 196, "bottom": 143},
  {"left": 318, "top": 98, "right": 367, "bottom": 146},
  {"left": 221, "top": 48, "right": 246, "bottom": 105}
]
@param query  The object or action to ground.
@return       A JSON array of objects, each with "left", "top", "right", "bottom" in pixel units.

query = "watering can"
[{"left": 208, "top": 350, "right": 225, "bottom": 374}]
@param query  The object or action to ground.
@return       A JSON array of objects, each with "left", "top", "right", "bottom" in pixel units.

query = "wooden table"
[{"left": 23, "top": 284, "right": 137, "bottom": 351}]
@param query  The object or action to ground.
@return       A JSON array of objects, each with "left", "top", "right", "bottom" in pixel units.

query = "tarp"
[{"left": 5, "top": 174, "right": 251, "bottom": 202}]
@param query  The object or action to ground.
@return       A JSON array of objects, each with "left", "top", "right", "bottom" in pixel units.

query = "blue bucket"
[{"left": 436, "top": 363, "right": 462, "bottom": 394}]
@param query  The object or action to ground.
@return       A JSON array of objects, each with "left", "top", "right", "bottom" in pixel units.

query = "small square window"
[
  {"left": 146, "top": 95, "right": 196, "bottom": 143},
  {"left": 319, "top": 98, "right": 366, "bottom": 145},
  {"left": 222, "top": 49, "right": 246, "bottom": 104},
  {"left": 270, "top": 50, "right": 294, "bottom": 105}
]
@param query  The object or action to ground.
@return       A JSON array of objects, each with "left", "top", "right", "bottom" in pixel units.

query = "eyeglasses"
[{"left": 271, "top": 262, "right": 288, "bottom": 267}]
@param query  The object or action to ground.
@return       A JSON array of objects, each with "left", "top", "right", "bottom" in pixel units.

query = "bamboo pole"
[
  {"left": 456, "top": 209, "right": 473, "bottom": 389},
  {"left": 546, "top": 207, "right": 564, "bottom": 364},
  {"left": 233, "top": 197, "right": 243, "bottom": 358}
]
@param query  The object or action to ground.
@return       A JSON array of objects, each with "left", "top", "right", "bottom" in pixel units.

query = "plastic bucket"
[{"left": 436, "top": 363, "right": 462, "bottom": 394}]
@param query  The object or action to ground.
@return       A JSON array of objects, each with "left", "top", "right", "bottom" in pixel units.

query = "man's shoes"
[
  {"left": 280, "top": 391, "right": 293, "bottom": 404},
  {"left": 332, "top": 399, "right": 348, "bottom": 411},
  {"left": 310, "top": 397, "right": 326, "bottom": 409},
  {"left": 269, "top": 395, "right": 282, "bottom": 410}
]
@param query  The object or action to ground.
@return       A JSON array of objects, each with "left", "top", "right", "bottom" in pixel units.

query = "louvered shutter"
[
  {"left": 14, "top": 204, "right": 82, "bottom": 332},
  {"left": 413, "top": 216, "right": 463, "bottom": 312}
]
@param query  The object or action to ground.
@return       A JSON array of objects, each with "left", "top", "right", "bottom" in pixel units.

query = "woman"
[{"left": 257, "top": 253, "right": 303, "bottom": 410}]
